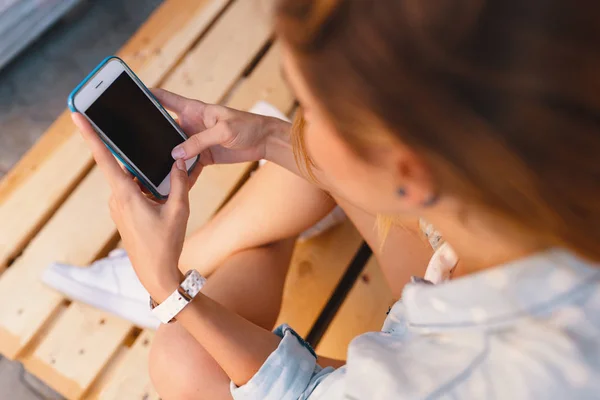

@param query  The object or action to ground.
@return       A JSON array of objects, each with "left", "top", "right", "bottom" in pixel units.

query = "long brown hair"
[{"left": 276, "top": 0, "right": 600, "bottom": 261}]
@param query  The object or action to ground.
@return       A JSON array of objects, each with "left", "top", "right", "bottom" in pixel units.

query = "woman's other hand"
[
  {"left": 72, "top": 113, "right": 191, "bottom": 301},
  {"left": 152, "top": 88, "right": 288, "bottom": 166}
]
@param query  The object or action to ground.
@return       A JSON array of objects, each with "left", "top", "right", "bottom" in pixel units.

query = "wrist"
[
  {"left": 146, "top": 266, "right": 184, "bottom": 304},
  {"left": 264, "top": 117, "right": 292, "bottom": 163}
]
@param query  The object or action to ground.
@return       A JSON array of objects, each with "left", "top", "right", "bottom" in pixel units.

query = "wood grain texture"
[
  {"left": 316, "top": 258, "right": 395, "bottom": 360},
  {"left": 0, "top": 0, "right": 231, "bottom": 272},
  {"left": 0, "top": 130, "right": 92, "bottom": 272},
  {"left": 226, "top": 45, "right": 294, "bottom": 112},
  {"left": 162, "top": 0, "right": 272, "bottom": 101},
  {"left": 88, "top": 331, "right": 159, "bottom": 400},
  {"left": 20, "top": 303, "right": 132, "bottom": 400},
  {"left": 275, "top": 219, "right": 364, "bottom": 338},
  {"left": 0, "top": 167, "right": 113, "bottom": 360}
]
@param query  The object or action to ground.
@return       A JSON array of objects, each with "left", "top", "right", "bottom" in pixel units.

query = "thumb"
[
  {"left": 166, "top": 159, "right": 190, "bottom": 216},
  {"left": 171, "top": 121, "right": 231, "bottom": 161}
]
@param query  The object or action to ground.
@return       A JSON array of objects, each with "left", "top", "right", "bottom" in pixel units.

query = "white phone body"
[{"left": 70, "top": 57, "right": 197, "bottom": 198}]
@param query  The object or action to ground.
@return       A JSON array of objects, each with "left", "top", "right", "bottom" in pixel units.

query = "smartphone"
[{"left": 68, "top": 56, "right": 198, "bottom": 199}]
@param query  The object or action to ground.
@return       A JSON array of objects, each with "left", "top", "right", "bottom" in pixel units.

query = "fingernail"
[
  {"left": 172, "top": 146, "right": 186, "bottom": 159},
  {"left": 176, "top": 159, "right": 186, "bottom": 171}
]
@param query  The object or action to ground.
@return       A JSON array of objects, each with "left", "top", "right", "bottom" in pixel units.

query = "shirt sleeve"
[{"left": 230, "top": 324, "right": 338, "bottom": 400}]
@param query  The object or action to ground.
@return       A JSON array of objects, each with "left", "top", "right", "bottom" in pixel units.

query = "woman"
[{"left": 72, "top": 0, "right": 600, "bottom": 398}]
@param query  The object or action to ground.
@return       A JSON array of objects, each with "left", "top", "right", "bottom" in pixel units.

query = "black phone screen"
[{"left": 86, "top": 71, "right": 184, "bottom": 186}]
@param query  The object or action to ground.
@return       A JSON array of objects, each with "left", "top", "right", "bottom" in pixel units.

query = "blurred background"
[
  {"left": 0, "top": 1, "right": 162, "bottom": 397},
  {"left": 0, "top": 0, "right": 162, "bottom": 180}
]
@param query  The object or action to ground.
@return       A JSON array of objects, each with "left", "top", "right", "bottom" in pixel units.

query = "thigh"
[
  {"left": 202, "top": 238, "right": 296, "bottom": 328},
  {"left": 150, "top": 238, "right": 296, "bottom": 400}
]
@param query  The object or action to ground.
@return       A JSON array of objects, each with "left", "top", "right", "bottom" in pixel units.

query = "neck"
[{"left": 423, "top": 208, "right": 547, "bottom": 275}]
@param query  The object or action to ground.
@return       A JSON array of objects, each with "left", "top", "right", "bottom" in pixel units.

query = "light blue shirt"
[{"left": 231, "top": 250, "right": 600, "bottom": 399}]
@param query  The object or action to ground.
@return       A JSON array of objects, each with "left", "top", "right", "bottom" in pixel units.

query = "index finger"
[
  {"left": 151, "top": 88, "right": 203, "bottom": 114},
  {"left": 71, "top": 113, "right": 136, "bottom": 193}
]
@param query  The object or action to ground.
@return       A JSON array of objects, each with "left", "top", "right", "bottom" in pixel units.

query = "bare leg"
[
  {"left": 150, "top": 199, "right": 433, "bottom": 399},
  {"left": 149, "top": 238, "right": 296, "bottom": 400}
]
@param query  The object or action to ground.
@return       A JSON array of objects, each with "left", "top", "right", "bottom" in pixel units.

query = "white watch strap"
[{"left": 152, "top": 270, "right": 207, "bottom": 324}]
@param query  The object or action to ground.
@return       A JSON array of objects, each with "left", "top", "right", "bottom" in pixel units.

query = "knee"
[{"left": 149, "top": 323, "right": 231, "bottom": 400}]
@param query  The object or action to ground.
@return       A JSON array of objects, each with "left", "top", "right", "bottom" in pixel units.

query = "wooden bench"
[{"left": 0, "top": 1, "right": 393, "bottom": 398}]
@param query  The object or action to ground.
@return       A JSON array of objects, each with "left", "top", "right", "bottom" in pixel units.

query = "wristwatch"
[{"left": 150, "top": 269, "right": 207, "bottom": 324}]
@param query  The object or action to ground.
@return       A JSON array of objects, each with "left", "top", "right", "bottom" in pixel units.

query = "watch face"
[{"left": 181, "top": 270, "right": 206, "bottom": 299}]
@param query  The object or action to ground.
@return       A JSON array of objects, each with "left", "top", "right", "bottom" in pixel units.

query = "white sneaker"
[{"left": 42, "top": 249, "right": 160, "bottom": 330}]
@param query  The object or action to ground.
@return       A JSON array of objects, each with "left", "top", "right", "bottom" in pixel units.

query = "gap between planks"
[{"left": 316, "top": 257, "right": 395, "bottom": 361}]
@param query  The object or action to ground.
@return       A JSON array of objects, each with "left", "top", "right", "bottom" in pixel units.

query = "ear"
[{"left": 393, "top": 149, "right": 437, "bottom": 208}]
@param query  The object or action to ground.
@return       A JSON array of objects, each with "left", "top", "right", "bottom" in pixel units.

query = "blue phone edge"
[
  {"left": 67, "top": 55, "right": 116, "bottom": 113},
  {"left": 67, "top": 56, "right": 197, "bottom": 200}
]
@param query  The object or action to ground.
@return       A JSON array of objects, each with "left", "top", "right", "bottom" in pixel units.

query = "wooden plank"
[
  {"left": 315, "top": 258, "right": 395, "bottom": 360},
  {"left": 226, "top": 45, "right": 293, "bottom": 112},
  {"left": 88, "top": 44, "right": 294, "bottom": 400},
  {"left": 0, "top": 0, "right": 231, "bottom": 272},
  {"left": 19, "top": 303, "right": 132, "bottom": 400},
  {"left": 119, "top": 0, "right": 232, "bottom": 85},
  {"left": 0, "top": 126, "right": 92, "bottom": 272},
  {"left": 0, "top": 167, "right": 114, "bottom": 360},
  {"left": 162, "top": 0, "right": 273, "bottom": 100},
  {"left": 275, "top": 219, "right": 364, "bottom": 338},
  {"left": 86, "top": 332, "right": 159, "bottom": 400}
]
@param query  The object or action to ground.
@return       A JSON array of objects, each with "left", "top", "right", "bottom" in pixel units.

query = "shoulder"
[{"left": 343, "top": 319, "right": 600, "bottom": 399}]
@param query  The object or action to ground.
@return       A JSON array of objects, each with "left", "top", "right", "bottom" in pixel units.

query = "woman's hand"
[
  {"left": 152, "top": 88, "right": 289, "bottom": 165},
  {"left": 72, "top": 113, "right": 191, "bottom": 301}
]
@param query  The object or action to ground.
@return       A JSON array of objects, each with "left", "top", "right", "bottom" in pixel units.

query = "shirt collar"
[{"left": 396, "top": 249, "right": 600, "bottom": 331}]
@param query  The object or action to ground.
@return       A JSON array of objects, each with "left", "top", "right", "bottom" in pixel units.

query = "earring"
[
  {"left": 398, "top": 188, "right": 439, "bottom": 206},
  {"left": 423, "top": 193, "right": 439, "bottom": 207}
]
